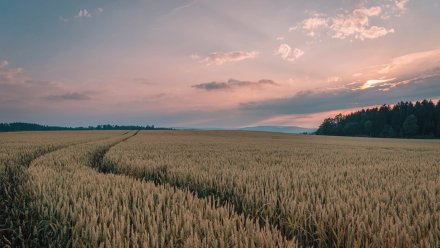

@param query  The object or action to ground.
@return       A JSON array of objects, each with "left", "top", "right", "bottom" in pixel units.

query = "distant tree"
[
  {"left": 364, "top": 120, "right": 373, "bottom": 136},
  {"left": 436, "top": 100, "right": 440, "bottom": 137},
  {"left": 316, "top": 99, "right": 439, "bottom": 139},
  {"left": 387, "top": 126, "right": 396, "bottom": 138},
  {"left": 0, "top": 123, "right": 172, "bottom": 132},
  {"left": 437, "top": 121, "right": 440, "bottom": 137},
  {"left": 316, "top": 118, "right": 336, "bottom": 135},
  {"left": 380, "top": 124, "right": 396, "bottom": 138},
  {"left": 402, "top": 115, "right": 419, "bottom": 137},
  {"left": 422, "top": 121, "right": 435, "bottom": 136},
  {"left": 343, "top": 122, "right": 360, "bottom": 136}
]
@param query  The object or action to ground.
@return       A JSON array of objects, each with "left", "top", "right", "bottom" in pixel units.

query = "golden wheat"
[
  {"left": 2, "top": 130, "right": 439, "bottom": 247},
  {"left": 24, "top": 131, "right": 296, "bottom": 247},
  {"left": 0, "top": 131, "right": 123, "bottom": 247},
  {"left": 104, "top": 130, "right": 440, "bottom": 248}
]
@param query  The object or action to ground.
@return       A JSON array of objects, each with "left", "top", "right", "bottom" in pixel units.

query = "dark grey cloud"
[
  {"left": 240, "top": 75, "right": 440, "bottom": 116},
  {"left": 43, "top": 92, "right": 92, "bottom": 101},
  {"left": 193, "top": 81, "right": 229, "bottom": 90},
  {"left": 192, "top": 78, "right": 277, "bottom": 91}
]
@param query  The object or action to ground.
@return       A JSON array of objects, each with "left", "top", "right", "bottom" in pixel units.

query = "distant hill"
[
  {"left": 239, "top": 125, "right": 316, "bottom": 134},
  {"left": 0, "top": 122, "right": 172, "bottom": 132},
  {"left": 174, "top": 125, "right": 316, "bottom": 134},
  {"left": 173, "top": 127, "right": 227, "bottom": 131},
  {"left": 316, "top": 99, "right": 440, "bottom": 138}
]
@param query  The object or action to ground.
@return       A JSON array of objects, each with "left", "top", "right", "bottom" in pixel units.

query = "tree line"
[
  {"left": 0, "top": 123, "right": 172, "bottom": 132},
  {"left": 316, "top": 99, "right": 440, "bottom": 138}
]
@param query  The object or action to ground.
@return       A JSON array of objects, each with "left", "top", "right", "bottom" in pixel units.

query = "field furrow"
[
  {"left": 104, "top": 130, "right": 440, "bottom": 248},
  {"left": 22, "top": 131, "right": 296, "bottom": 247},
  {"left": 0, "top": 131, "right": 126, "bottom": 247},
  {"left": 3, "top": 130, "right": 439, "bottom": 247}
]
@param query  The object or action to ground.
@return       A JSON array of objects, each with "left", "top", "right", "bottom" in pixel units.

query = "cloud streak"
[
  {"left": 0, "top": 60, "right": 24, "bottom": 84},
  {"left": 241, "top": 48, "right": 440, "bottom": 117},
  {"left": 377, "top": 49, "right": 440, "bottom": 77},
  {"left": 294, "top": 16, "right": 328, "bottom": 31},
  {"left": 43, "top": 92, "right": 92, "bottom": 101},
  {"left": 192, "top": 79, "right": 277, "bottom": 91},
  {"left": 197, "top": 51, "right": 258, "bottom": 65},
  {"left": 240, "top": 75, "right": 440, "bottom": 116}
]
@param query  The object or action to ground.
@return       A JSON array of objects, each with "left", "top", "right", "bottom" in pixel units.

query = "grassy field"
[{"left": 1, "top": 130, "right": 439, "bottom": 247}]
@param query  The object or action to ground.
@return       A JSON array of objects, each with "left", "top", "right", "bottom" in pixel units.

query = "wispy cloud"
[
  {"left": 196, "top": 51, "right": 258, "bottom": 66},
  {"left": 43, "top": 92, "right": 92, "bottom": 101},
  {"left": 292, "top": 5, "right": 400, "bottom": 40},
  {"left": 240, "top": 47, "right": 440, "bottom": 117},
  {"left": 0, "top": 60, "right": 68, "bottom": 107},
  {"left": 59, "top": 16, "right": 69, "bottom": 22},
  {"left": 171, "top": 0, "right": 198, "bottom": 14},
  {"left": 240, "top": 75, "right": 440, "bottom": 116},
  {"left": 331, "top": 6, "right": 394, "bottom": 40},
  {"left": 296, "top": 16, "right": 328, "bottom": 31},
  {"left": 395, "top": 0, "right": 409, "bottom": 12},
  {"left": 356, "top": 78, "right": 397, "bottom": 90},
  {"left": 77, "top": 9, "right": 92, "bottom": 18},
  {"left": 275, "top": 44, "right": 304, "bottom": 62},
  {"left": 347, "top": 49, "right": 440, "bottom": 91},
  {"left": 58, "top": 8, "right": 104, "bottom": 22},
  {"left": 192, "top": 79, "right": 277, "bottom": 91},
  {"left": 0, "top": 60, "right": 24, "bottom": 84},
  {"left": 377, "top": 49, "right": 440, "bottom": 77}
]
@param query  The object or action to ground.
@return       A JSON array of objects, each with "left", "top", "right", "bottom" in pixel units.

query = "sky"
[{"left": 1, "top": 0, "right": 439, "bottom": 128}]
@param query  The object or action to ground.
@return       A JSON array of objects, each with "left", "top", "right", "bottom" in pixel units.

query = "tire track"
[
  {"left": 89, "top": 131, "right": 296, "bottom": 245},
  {"left": 0, "top": 132, "right": 130, "bottom": 247},
  {"left": 1, "top": 142, "right": 93, "bottom": 247},
  {"left": 26, "top": 130, "right": 296, "bottom": 247},
  {"left": 89, "top": 130, "right": 139, "bottom": 172}
]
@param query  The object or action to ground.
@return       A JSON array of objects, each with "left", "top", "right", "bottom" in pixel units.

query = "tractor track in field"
[
  {"left": 1, "top": 145, "right": 73, "bottom": 246},
  {"left": 89, "top": 130, "right": 139, "bottom": 171},
  {"left": 0, "top": 131, "right": 134, "bottom": 247},
  {"left": 89, "top": 130, "right": 298, "bottom": 245}
]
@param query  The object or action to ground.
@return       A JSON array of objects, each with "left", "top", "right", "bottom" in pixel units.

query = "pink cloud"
[
  {"left": 359, "top": 26, "right": 395, "bottom": 39},
  {"left": 198, "top": 51, "right": 258, "bottom": 66},
  {"left": 377, "top": 49, "right": 440, "bottom": 77},
  {"left": 0, "top": 60, "right": 24, "bottom": 84},
  {"left": 293, "top": 6, "right": 397, "bottom": 40},
  {"left": 276, "top": 44, "right": 304, "bottom": 62},
  {"left": 331, "top": 6, "right": 394, "bottom": 40},
  {"left": 253, "top": 94, "right": 438, "bottom": 128},
  {"left": 395, "top": 0, "right": 409, "bottom": 11},
  {"left": 254, "top": 106, "right": 380, "bottom": 128},
  {"left": 355, "top": 78, "right": 396, "bottom": 90},
  {"left": 300, "top": 16, "right": 328, "bottom": 30}
]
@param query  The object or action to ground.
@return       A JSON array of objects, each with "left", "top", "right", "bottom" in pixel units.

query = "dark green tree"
[
  {"left": 316, "top": 99, "right": 439, "bottom": 139},
  {"left": 437, "top": 121, "right": 440, "bottom": 137},
  {"left": 316, "top": 118, "right": 337, "bottom": 135},
  {"left": 364, "top": 120, "right": 373, "bottom": 136},
  {"left": 380, "top": 124, "right": 396, "bottom": 138},
  {"left": 402, "top": 115, "right": 419, "bottom": 137}
]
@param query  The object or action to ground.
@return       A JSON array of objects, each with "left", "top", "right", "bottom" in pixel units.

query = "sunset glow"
[{"left": 1, "top": 0, "right": 439, "bottom": 128}]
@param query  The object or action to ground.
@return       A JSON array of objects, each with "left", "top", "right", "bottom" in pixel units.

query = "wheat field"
[{"left": 1, "top": 130, "right": 439, "bottom": 247}]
